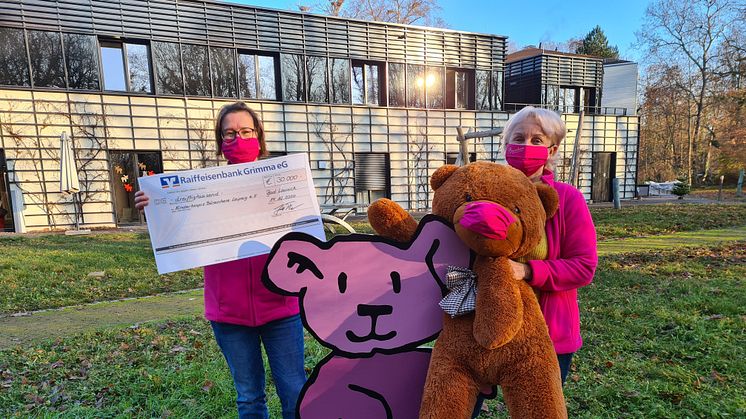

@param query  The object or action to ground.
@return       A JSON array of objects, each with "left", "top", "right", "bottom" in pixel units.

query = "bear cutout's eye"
[
  {"left": 514, "top": 207, "right": 521, "bottom": 215},
  {"left": 287, "top": 252, "right": 324, "bottom": 279},
  {"left": 465, "top": 193, "right": 472, "bottom": 202},
  {"left": 390, "top": 271, "right": 401, "bottom": 294},
  {"left": 338, "top": 272, "right": 348, "bottom": 293}
]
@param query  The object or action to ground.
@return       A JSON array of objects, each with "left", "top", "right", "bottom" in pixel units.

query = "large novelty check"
[{"left": 139, "top": 154, "right": 324, "bottom": 274}]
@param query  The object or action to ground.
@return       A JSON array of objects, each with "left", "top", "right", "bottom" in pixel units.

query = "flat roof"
[{"left": 506, "top": 47, "right": 602, "bottom": 63}]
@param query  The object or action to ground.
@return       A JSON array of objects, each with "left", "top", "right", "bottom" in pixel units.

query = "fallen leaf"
[{"left": 201, "top": 380, "right": 214, "bottom": 392}]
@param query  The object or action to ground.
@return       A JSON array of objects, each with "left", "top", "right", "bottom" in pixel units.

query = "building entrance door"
[
  {"left": 592, "top": 152, "right": 615, "bottom": 202},
  {"left": 109, "top": 151, "right": 163, "bottom": 225},
  {"left": 0, "top": 149, "right": 14, "bottom": 232}
]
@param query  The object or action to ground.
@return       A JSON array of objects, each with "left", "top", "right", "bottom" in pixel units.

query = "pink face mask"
[
  {"left": 458, "top": 201, "right": 516, "bottom": 240},
  {"left": 505, "top": 143, "right": 550, "bottom": 176},
  {"left": 222, "top": 136, "right": 260, "bottom": 164}
]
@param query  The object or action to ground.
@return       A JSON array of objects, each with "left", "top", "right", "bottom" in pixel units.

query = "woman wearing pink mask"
[
  {"left": 503, "top": 106, "right": 597, "bottom": 383},
  {"left": 472, "top": 106, "right": 597, "bottom": 417},
  {"left": 135, "top": 102, "right": 306, "bottom": 419}
]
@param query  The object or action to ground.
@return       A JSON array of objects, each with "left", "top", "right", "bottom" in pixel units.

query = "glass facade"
[{"left": 0, "top": 25, "right": 504, "bottom": 111}]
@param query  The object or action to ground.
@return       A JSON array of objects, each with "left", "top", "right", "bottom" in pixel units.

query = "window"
[
  {"left": 490, "top": 70, "right": 503, "bottom": 110},
  {"left": 559, "top": 87, "right": 576, "bottom": 113},
  {"left": 182, "top": 44, "right": 210, "bottom": 96},
  {"left": 0, "top": 27, "right": 30, "bottom": 87},
  {"left": 446, "top": 68, "right": 474, "bottom": 109},
  {"left": 64, "top": 34, "right": 100, "bottom": 90},
  {"left": 407, "top": 64, "right": 425, "bottom": 108},
  {"left": 354, "top": 152, "right": 390, "bottom": 204},
  {"left": 101, "top": 40, "right": 153, "bottom": 93},
  {"left": 153, "top": 41, "right": 183, "bottom": 95},
  {"left": 211, "top": 47, "right": 237, "bottom": 98},
  {"left": 100, "top": 41, "right": 126, "bottom": 91},
  {"left": 281, "top": 54, "right": 306, "bottom": 102},
  {"left": 307, "top": 56, "right": 328, "bottom": 103},
  {"left": 127, "top": 43, "right": 152, "bottom": 93},
  {"left": 388, "top": 63, "right": 406, "bottom": 107},
  {"left": 239, "top": 53, "right": 277, "bottom": 100},
  {"left": 330, "top": 58, "right": 350, "bottom": 104},
  {"left": 476, "top": 70, "right": 490, "bottom": 110},
  {"left": 352, "top": 61, "right": 381, "bottom": 106},
  {"left": 544, "top": 85, "right": 560, "bottom": 110},
  {"left": 426, "top": 67, "right": 444, "bottom": 109},
  {"left": 28, "top": 30, "right": 65, "bottom": 88}
]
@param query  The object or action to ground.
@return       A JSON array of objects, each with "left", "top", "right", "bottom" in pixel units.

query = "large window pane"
[
  {"left": 182, "top": 44, "right": 210, "bottom": 96},
  {"left": 365, "top": 63, "right": 379, "bottom": 106},
  {"left": 407, "top": 64, "right": 425, "bottom": 108},
  {"left": 0, "top": 27, "right": 30, "bottom": 86},
  {"left": 127, "top": 43, "right": 152, "bottom": 93},
  {"left": 238, "top": 53, "right": 257, "bottom": 98},
  {"left": 281, "top": 54, "right": 305, "bottom": 102},
  {"left": 101, "top": 43, "right": 126, "bottom": 91},
  {"left": 153, "top": 41, "right": 183, "bottom": 95},
  {"left": 476, "top": 70, "right": 490, "bottom": 110},
  {"left": 307, "top": 56, "right": 328, "bottom": 103},
  {"left": 28, "top": 30, "right": 65, "bottom": 88},
  {"left": 64, "top": 34, "right": 99, "bottom": 90},
  {"left": 426, "top": 66, "right": 444, "bottom": 109},
  {"left": 211, "top": 47, "right": 236, "bottom": 98},
  {"left": 352, "top": 63, "right": 364, "bottom": 105},
  {"left": 330, "top": 58, "right": 350, "bottom": 104},
  {"left": 388, "top": 63, "right": 405, "bottom": 107},
  {"left": 257, "top": 55, "right": 276, "bottom": 100},
  {"left": 491, "top": 70, "right": 503, "bottom": 110}
]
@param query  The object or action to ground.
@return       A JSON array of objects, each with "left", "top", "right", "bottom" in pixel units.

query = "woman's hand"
[
  {"left": 509, "top": 260, "right": 532, "bottom": 281},
  {"left": 134, "top": 190, "right": 149, "bottom": 211}
]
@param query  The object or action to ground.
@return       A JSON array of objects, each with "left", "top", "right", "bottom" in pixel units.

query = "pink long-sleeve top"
[
  {"left": 525, "top": 171, "right": 598, "bottom": 354},
  {"left": 203, "top": 254, "right": 300, "bottom": 327}
]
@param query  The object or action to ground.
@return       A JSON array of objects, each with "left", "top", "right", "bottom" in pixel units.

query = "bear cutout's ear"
[
  {"left": 264, "top": 239, "right": 326, "bottom": 295},
  {"left": 535, "top": 183, "right": 559, "bottom": 219},
  {"left": 430, "top": 165, "right": 459, "bottom": 190}
]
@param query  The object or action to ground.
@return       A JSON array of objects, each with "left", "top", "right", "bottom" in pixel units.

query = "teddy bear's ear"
[
  {"left": 430, "top": 165, "right": 459, "bottom": 190},
  {"left": 535, "top": 184, "right": 559, "bottom": 218}
]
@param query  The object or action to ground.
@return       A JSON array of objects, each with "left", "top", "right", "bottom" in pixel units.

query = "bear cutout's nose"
[
  {"left": 458, "top": 201, "right": 516, "bottom": 240},
  {"left": 357, "top": 304, "right": 393, "bottom": 318}
]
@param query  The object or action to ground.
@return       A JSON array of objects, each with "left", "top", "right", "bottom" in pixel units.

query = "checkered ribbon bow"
[{"left": 439, "top": 266, "right": 477, "bottom": 317}]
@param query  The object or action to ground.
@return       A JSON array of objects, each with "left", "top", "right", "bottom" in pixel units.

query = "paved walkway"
[{"left": 1, "top": 225, "right": 744, "bottom": 349}]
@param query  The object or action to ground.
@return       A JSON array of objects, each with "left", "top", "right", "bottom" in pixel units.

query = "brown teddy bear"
[{"left": 367, "top": 162, "right": 567, "bottom": 419}]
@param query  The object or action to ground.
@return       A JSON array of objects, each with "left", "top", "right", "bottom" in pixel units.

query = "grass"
[
  {"left": 2, "top": 203, "right": 745, "bottom": 314},
  {"left": 0, "top": 233, "right": 203, "bottom": 314},
  {"left": 590, "top": 204, "right": 746, "bottom": 240},
  {"left": 1, "top": 241, "right": 743, "bottom": 417}
]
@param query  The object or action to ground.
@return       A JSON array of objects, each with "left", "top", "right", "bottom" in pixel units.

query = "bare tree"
[
  {"left": 637, "top": 0, "right": 739, "bottom": 184},
  {"left": 301, "top": 0, "right": 446, "bottom": 27},
  {"left": 309, "top": 114, "right": 355, "bottom": 204}
]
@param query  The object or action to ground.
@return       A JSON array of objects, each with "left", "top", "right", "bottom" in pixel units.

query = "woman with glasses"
[{"left": 135, "top": 102, "right": 306, "bottom": 419}]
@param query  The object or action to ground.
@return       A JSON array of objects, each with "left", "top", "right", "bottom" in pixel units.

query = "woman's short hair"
[
  {"left": 502, "top": 106, "right": 567, "bottom": 172},
  {"left": 502, "top": 106, "right": 567, "bottom": 147},
  {"left": 214, "top": 101, "right": 268, "bottom": 158}
]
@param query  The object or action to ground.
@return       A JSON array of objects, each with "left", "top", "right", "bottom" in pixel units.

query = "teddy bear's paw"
[{"left": 367, "top": 199, "right": 418, "bottom": 242}]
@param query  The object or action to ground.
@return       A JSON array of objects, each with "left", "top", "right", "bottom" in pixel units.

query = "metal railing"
[{"left": 503, "top": 103, "right": 631, "bottom": 116}]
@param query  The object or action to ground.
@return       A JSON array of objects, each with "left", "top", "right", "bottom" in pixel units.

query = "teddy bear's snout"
[{"left": 458, "top": 201, "right": 517, "bottom": 240}]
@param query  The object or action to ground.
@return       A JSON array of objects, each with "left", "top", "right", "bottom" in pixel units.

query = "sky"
[{"left": 220, "top": 0, "right": 650, "bottom": 61}]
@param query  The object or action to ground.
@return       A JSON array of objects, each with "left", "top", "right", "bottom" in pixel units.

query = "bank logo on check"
[{"left": 160, "top": 175, "right": 181, "bottom": 188}]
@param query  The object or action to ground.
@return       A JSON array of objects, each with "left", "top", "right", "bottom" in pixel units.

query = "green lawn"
[
  {"left": 1, "top": 241, "right": 743, "bottom": 417},
  {"left": 1, "top": 203, "right": 745, "bottom": 314}
]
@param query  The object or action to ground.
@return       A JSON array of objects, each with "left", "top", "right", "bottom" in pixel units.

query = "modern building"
[{"left": 0, "top": 0, "right": 638, "bottom": 232}]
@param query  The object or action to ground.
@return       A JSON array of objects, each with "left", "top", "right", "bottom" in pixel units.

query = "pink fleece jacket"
[
  {"left": 525, "top": 171, "right": 598, "bottom": 354},
  {"left": 203, "top": 254, "right": 300, "bottom": 327}
]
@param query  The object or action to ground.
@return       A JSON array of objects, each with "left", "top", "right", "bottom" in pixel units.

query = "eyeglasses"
[{"left": 222, "top": 127, "right": 256, "bottom": 142}]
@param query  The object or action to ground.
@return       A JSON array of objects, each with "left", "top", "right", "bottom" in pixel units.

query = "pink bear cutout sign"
[{"left": 263, "top": 215, "right": 472, "bottom": 419}]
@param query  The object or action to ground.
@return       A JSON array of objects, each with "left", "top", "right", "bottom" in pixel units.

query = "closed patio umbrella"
[{"left": 59, "top": 132, "right": 82, "bottom": 230}]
